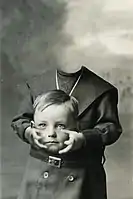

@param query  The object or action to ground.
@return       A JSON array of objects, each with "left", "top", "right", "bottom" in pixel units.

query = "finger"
[
  {"left": 34, "top": 139, "right": 47, "bottom": 149},
  {"left": 29, "top": 134, "right": 39, "bottom": 149},
  {"left": 64, "top": 136, "right": 74, "bottom": 145},
  {"left": 28, "top": 131, "right": 41, "bottom": 146},
  {"left": 60, "top": 129, "right": 77, "bottom": 135},
  {"left": 59, "top": 144, "right": 73, "bottom": 154},
  {"left": 30, "top": 134, "right": 35, "bottom": 145},
  {"left": 30, "top": 121, "right": 35, "bottom": 128},
  {"left": 33, "top": 131, "right": 42, "bottom": 140}
]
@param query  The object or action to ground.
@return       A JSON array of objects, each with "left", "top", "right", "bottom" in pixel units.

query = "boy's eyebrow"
[
  {"left": 55, "top": 121, "right": 66, "bottom": 124},
  {"left": 37, "top": 121, "right": 47, "bottom": 124},
  {"left": 55, "top": 118, "right": 67, "bottom": 122}
]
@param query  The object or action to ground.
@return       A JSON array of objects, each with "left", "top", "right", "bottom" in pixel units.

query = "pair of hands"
[{"left": 25, "top": 126, "right": 85, "bottom": 154}]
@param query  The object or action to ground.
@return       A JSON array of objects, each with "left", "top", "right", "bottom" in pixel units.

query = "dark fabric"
[
  {"left": 18, "top": 156, "right": 106, "bottom": 199},
  {"left": 57, "top": 68, "right": 82, "bottom": 94},
  {"left": 11, "top": 66, "right": 122, "bottom": 199},
  {"left": 30, "top": 146, "right": 102, "bottom": 168}
]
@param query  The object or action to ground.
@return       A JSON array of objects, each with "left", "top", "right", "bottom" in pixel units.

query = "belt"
[{"left": 30, "top": 148, "right": 102, "bottom": 168}]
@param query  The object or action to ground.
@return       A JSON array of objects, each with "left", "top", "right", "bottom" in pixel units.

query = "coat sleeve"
[
  {"left": 11, "top": 83, "right": 34, "bottom": 143},
  {"left": 82, "top": 88, "right": 122, "bottom": 147}
]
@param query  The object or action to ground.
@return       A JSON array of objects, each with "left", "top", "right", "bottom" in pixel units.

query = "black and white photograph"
[{"left": 1, "top": 0, "right": 133, "bottom": 199}]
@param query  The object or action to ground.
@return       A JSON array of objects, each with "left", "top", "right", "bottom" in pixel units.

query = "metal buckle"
[{"left": 48, "top": 156, "right": 62, "bottom": 168}]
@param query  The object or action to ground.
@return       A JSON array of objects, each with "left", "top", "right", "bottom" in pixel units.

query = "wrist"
[
  {"left": 79, "top": 132, "right": 86, "bottom": 148},
  {"left": 24, "top": 126, "right": 31, "bottom": 143},
  {"left": 82, "top": 134, "right": 86, "bottom": 147}
]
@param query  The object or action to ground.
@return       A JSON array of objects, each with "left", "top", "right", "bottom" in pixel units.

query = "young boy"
[
  {"left": 18, "top": 90, "right": 86, "bottom": 199},
  {"left": 31, "top": 89, "right": 82, "bottom": 154},
  {"left": 12, "top": 66, "right": 122, "bottom": 199}
]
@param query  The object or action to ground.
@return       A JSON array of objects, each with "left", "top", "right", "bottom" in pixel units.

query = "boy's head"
[{"left": 32, "top": 90, "right": 79, "bottom": 154}]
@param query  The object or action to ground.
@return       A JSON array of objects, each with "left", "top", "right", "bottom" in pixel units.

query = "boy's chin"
[{"left": 45, "top": 144, "right": 65, "bottom": 154}]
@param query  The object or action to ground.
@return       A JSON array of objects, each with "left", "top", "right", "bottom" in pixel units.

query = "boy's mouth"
[
  {"left": 45, "top": 141, "right": 59, "bottom": 144},
  {"left": 38, "top": 138, "right": 59, "bottom": 145}
]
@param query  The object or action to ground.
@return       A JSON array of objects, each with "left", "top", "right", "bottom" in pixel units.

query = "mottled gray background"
[{"left": 1, "top": 0, "right": 133, "bottom": 199}]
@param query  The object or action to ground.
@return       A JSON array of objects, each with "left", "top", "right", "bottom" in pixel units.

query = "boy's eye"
[
  {"left": 56, "top": 124, "right": 66, "bottom": 129},
  {"left": 38, "top": 123, "right": 47, "bottom": 129}
]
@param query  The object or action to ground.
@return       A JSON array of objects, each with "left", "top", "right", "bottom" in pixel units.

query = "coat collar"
[
  {"left": 71, "top": 66, "right": 113, "bottom": 116},
  {"left": 36, "top": 66, "right": 114, "bottom": 116}
]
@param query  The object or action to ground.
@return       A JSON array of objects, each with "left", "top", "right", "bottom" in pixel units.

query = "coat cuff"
[
  {"left": 11, "top": 122, "right": 30, "bottom": 143},
  {"left": 82, "top": 128, "right": 103, "bottom": 148}
]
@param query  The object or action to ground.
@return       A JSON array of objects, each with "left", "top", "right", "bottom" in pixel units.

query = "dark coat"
[{"left": 12, "top": 66, "right": 122, "bottom": 199}]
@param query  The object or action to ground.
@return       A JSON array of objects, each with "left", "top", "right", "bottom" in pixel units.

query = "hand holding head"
[
  {"left": 58, "top": 129, "right": 85, "bottom": 154},
  {"left": 31, "top": 90, "right": 79, "bottom": 154}
]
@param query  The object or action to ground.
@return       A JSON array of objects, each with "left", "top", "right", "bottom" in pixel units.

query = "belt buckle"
[{"left": 48, "top": 156, "right": 62, "bottom": 168}]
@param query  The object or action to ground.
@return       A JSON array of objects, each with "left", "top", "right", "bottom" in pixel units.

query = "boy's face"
[{"left": 34, "top": 103, "right": 78, "bottom": 154}]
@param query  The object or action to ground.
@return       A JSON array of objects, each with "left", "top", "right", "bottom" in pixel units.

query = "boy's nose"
[{"left": 48, "top": 127, "right": 57, "bottom": 138}]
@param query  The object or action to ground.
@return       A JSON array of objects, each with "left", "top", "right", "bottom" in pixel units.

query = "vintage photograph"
[{"left": 1, "top": 0, "right": 133, "bottom": 199}]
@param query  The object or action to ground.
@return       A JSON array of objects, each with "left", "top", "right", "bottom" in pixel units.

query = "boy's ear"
[{"left": 30, "top": 121, "right": 35, "bottom": 128}]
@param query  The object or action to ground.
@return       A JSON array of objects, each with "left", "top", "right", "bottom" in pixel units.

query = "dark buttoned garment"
[{"left": 12, "top": 66, "right": 122, "bottom": 199}]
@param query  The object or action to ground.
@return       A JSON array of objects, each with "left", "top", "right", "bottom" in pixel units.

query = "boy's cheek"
[
  {"left": 38, "top": 138, "right": 46, "bottom": 145},
  {"left": 59, "top": 132, "right": 69, "bottom": 141},
  {"left": 36, "top": 130, "right": 46, "bottom": 137}
]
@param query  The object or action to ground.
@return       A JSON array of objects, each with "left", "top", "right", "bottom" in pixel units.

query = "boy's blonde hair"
[{"left": 33, "top": 90, "right": 79, "bottom": 119}]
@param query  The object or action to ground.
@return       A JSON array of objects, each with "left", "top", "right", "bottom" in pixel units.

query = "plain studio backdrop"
[{"left": 1, "top": 0, "right": 133, "bottom": 198}]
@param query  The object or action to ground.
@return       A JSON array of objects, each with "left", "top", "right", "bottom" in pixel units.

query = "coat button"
[
  {"left": 43, "top": 171, "right": 49, "bottom": 179},
  {"left": 68, "top": 175, "right": 74, "bottom": 182}
]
